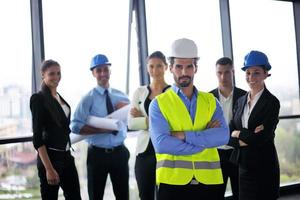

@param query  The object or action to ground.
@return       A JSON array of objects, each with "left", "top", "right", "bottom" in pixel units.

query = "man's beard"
[{"left": 176, "top": 75, "right": 192, "bottom": 87}]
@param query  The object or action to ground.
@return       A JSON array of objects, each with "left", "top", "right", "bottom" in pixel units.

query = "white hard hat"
[{"left": 170, "top": 38, "right": 199, "bottom": 58}]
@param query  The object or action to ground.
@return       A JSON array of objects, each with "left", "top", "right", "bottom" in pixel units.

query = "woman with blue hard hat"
[{"left": 228, "top": 50, "right": 280, "bottom": 200}]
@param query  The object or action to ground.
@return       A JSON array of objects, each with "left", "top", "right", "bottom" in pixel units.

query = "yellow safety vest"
[{"left": 156, "top": 89, "right": 223, "bottom": 185}]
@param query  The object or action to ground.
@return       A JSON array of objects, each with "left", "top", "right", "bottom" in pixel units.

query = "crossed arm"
[{"left": 149, "top": 100, "right": 229, "bottom": 155}]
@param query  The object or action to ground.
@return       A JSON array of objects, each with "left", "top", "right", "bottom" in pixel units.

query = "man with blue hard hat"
[
  {"left": 90, "top": 54, "right": 111, "bottom": 70},
  {"left": 71, "top": 53, "right": 130, "bottom": 200}
]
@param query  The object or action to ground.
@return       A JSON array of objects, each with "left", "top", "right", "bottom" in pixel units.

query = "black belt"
[
  {"left": 89, "top": 144, "right": 124, "bottom": 153},
  {"left": 47, "top": 147, "right": 69, "bottom": 153}
]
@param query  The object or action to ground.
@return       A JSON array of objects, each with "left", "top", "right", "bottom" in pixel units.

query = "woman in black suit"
[
  {"left": 30, "top": 60, "right": 81, "bottom": 200},
  {"left": 229, "top": 51, "right": 280, "bottom": 200}
]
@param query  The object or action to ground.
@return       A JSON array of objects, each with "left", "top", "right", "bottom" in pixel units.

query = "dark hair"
[
  {"left": 168, "top": 57, "right": 198, "bottom": 67},
  {"left": 40, "top": 59, "right": 62, "bottom": 127},
  {"left": 147, "top": 51, "right": 167, "bottom": 65},
  {"left": 215, "top": 57, "right": 233, "bottom": 66},
  {"left": 41, "top": 59, "right": 60, "bottom": 73},
  {"left": 40, "top": 59, "right": 60, "bottom": 92}
]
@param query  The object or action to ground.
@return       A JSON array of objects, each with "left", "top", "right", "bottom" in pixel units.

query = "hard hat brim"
[
  {"left": 241, "top": 64, "right": 271, "bottom": 71},
  {"left": 90, "top": 63, "right": 111, "bottom": 71}
]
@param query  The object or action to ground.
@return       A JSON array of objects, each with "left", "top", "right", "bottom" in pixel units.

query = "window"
[
  {"left": 0, "top": 0, "right": 32, "bottom": 139},
  {"left": 42, "top": 1, "right": 133, "bottom": 199},
  {"left": 43, "top": 0, "right": 130, "bottom": 107},
  {"left": 230, "top": 0, "right": 300, "bottom": 186},
  {"left": 230, "top": 0, "right": 299, "bottom": 116},
  {"left": 276, "top": 119, "right": 300, "bottom": 185},
  {"left": 0, "top": 142, "right": 40, "bottom": 199},
  {"left": 128, "top": 10, "right": 140, "bottom": 98},
  {"left": 146, "top": 0, "right": 223, "bottom": 92}
]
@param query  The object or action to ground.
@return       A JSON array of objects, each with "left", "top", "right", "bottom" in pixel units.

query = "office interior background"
[{"left": 0, "top": 0, "right": 300, "bottom": 199}]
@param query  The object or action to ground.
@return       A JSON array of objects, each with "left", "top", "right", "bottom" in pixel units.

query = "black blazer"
[
  {"left": 210, "top": 87, "right": 247, "bottom": 114},
  {"left": 30, "top": 91, "right": 71, "bottom": 150},
  {"left": 228, "top": 88, "right": 280, "bottom": 170}
]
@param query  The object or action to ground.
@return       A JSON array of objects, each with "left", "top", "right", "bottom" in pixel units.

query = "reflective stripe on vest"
[
  {"left": 156, "top": 89, "right": 223, "bottom": 185},
  {"left": 157, "top": 160, "right": 221, "bottom": 170}
]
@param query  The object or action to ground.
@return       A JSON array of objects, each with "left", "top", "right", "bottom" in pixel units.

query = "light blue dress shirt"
[
  {"left": 149, "top": 85, "right": 229, "bottom": 155},
  {"left": 71, "top": 85, "right": 129, "bottom": 148}
]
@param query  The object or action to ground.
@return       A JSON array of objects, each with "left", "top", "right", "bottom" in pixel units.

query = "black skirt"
[{"left": 239, "top": 165, "right": 280, "bottom": 200}]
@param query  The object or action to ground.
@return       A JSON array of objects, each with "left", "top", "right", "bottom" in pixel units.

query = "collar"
[
  {"left": 95, "top": 85, "right": 112, "bottom": 95},
  {"left": 247, "top": 88, "right": 264, "bottom": 103},
  {"left": 172, "top": 84, "right": 198, "bottom": 98},
  {"left": 218, "top": 88, "right": 233, "bottom": 100}
]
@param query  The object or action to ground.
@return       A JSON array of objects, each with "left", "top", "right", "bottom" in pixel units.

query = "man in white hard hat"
[{"left": 149, "top": 38, "right": 229, "bottom": 200}]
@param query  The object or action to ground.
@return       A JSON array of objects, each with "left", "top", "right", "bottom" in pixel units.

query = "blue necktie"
[{"left": 105, "top": 89, "right": 114, "bottom": 114}]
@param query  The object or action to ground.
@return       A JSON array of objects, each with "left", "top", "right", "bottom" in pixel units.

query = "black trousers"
[
  {"left": 37, "top": 150, "right": 81, "bottom": 200},
  {"left": 135, "top": 152, "right": 156, "bottom": 200},
  {"left": 87, "top": 145, "right": 130, "bottom": 200},
  {"left": 218, "top": 149, "right": 239, "bottom": 200},
  {"left": 158, "top": 182, "right": 223, "bottom": 200}
]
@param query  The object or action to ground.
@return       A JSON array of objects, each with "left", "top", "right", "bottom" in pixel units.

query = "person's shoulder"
[
  {"left": 111, "top": 88, "right": 125, "bottom": 94},
  {"left": 84, "top": 89, "right": 96, "bottom": 98},
  {"left": 265, "top": 89, "right": 280, "bottom": 106},
  {"left": 111, "top": 88, "right": 128, "bottom": 99},
  {"left": 209, "top": 88, "right": 218, "bottom": 94},
  {"left": 149, "top": 97, "right": 159, "bottom": 110},
  {"left": 156, "top": 87, "right": 173, "bottom": 99},
  {"left": 236, "top": 92, "right": 247, "bottom": 105},
  {"left": 198, "top": 90, "right": 215, "bottom": 97},
  {"left": 134, "top": 86, "right": 149, "bottom": 97},
  {"left": 208, "top": 88, "right": 218, "bottom": 98},
  {"left": 77, "top": 88, "right": 96, "bottom": 104},
  {"left": 30, "top": 92, "right": 44, "bottom": 107},
  {"left": 30, "top": 92, "right": 43, "bottom": 102},
  {"left": 197, "top": 91, "right": 217, "bottom": 103},
  {"left": 134, "top": 85, "right": 148, "bottom": 93},
  {"left": 234, "top": 87, "right": 247, "bottom": 95}
]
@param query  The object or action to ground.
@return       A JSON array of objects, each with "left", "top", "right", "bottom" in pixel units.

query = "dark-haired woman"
[
  {"left": 30, "top": 60, "right": 81, "bottom": 200},
  {"left": 128, "top": 51, "right": 170, "bottom": 200},
  {"left": 229, "top": 51, "right": 280, "bottom": 200}
]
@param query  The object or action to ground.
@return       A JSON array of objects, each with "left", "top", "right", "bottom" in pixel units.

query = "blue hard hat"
[
  {"left": 242, "top": 50, "right": 271, "bottom": 71},
  {"left": 90, "top": 54, "right": 111, "bottom": 70}
]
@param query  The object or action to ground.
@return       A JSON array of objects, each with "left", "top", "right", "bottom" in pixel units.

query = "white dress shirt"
[
  {"left": 218, "top": 89, "right": 233, "bottom": 125},
  {"left": 218, "top": 89, "right": 233, "bottom": 150},
  {"left": 242, "top": 88, "right": 264, "bottom": 129}
]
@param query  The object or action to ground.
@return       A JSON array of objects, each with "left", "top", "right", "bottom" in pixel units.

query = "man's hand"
[
  {"left": 206, "top": 120, "right": 221, "bottom": 129},
  {"left": 231, "top": 130, "right": 240, "bottom": 138},
  {"left": 98, "top": 128, "right": 118, "bottom": 135},
  {"left": 239, "top": 140, "right": 248, "bottom": 146},
  {"left": 116, "top": 101, "right": 129, "bottom": 110},
  {"left": 130, "top": 107, "right": 144, "bottom": 117},
  {"left": 254, "top": 124, "right": 264, "bottom": 133},
  {"left": 80, "top": 125, "right": 118, "bottom": 135},
  {"left": 172, "top": 131, "right": 185, "bottom": 140}
]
